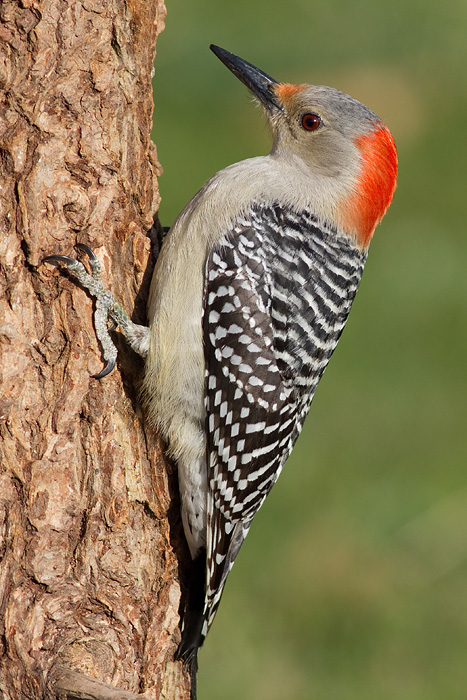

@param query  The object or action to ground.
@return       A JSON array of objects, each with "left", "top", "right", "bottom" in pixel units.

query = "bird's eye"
[{"left": 301, "top": 113, "right": 321, "bottom": 132}]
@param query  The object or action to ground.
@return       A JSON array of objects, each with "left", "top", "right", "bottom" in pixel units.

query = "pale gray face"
[{"left": 268, "top": 84, "right": 381, "bottom": 177}]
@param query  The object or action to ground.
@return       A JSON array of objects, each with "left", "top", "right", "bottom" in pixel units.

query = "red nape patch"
[
  {"left": 275, "top": 83, "right": 305, "bottom": 104},
  {"left": 345, "top": 125, "right": 398, "bottom": 248}
]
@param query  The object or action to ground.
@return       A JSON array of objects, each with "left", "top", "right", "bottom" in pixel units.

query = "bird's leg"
[{"left": 43, "top": 244, "right": 150, "bottom": 378}]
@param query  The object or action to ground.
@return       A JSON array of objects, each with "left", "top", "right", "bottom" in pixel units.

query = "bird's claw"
[
  {"left": 43, "top": 253, "right": 81, "bottom": 267},
  {"left": 75, "top": 243, "right": 102, "bottom": 278},
  {"left": 92, "top": 356, "right": 116, "bottom": 379},
  {"left": 74, "top": 242, "right": 98, "bottom": 261}
]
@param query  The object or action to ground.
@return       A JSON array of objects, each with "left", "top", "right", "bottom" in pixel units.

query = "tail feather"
[
  {"left": 175, "top": 550, "right": 207, "bottom": 700},
  {"left": 175, "top": 609, "right": 204, "bottom": 663},
  {"left": 175, "top": 636, "right": 199, "bottom": 700}
]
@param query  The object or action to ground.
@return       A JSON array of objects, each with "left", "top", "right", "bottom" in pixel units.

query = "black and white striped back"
[{"left": 201, "top": 201, "right": 367, "bottom": 637}]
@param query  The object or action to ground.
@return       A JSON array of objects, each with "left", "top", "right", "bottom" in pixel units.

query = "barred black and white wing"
[{"left": 202, "top": 203, "right": 367, "bottom": 638}]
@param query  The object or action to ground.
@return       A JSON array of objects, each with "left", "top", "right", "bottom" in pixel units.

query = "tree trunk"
[{"left": 0, "top": 1, "right": 191, "bottom": 698}]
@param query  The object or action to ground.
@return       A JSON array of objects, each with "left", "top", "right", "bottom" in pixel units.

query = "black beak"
[{"left": 210, "top": 45, "right": 282, "bottom": 112}]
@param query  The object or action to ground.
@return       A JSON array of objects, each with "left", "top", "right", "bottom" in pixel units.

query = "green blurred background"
[{"left": 152, "top": 1, "right": 467, "bottom": 698}]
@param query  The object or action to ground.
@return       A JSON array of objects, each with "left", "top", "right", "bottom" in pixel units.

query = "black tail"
[
  {"left": 175, "top": 550, "right": 207, "bottom": 700},
  {"left": 173, "top": 645, "right": 198, "bottom": 700}
]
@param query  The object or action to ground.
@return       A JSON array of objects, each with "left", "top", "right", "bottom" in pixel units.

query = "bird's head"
[{"left": 210, "top": 45, "right": 398, "bottom": 249}]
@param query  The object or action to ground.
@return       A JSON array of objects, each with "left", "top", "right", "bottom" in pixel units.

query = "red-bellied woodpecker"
[{"left": 44, "top": 45, "right": 397, "bottom": 698}]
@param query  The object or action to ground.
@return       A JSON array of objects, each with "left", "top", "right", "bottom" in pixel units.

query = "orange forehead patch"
[
  {"left": 275, "top": 83, "right": 306, "bottom": 105},
  {"left": 343, "top": 124, "right": 398, "bottom": 248}
]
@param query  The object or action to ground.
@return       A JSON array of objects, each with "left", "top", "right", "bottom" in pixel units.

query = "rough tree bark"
[{"left": 0, "top": 1, "right": 192, "bottom": 698}]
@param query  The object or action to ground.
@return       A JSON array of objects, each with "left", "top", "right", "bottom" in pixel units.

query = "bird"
[{"left": 44, "top": 44, "right": 397, "bottom": 699}]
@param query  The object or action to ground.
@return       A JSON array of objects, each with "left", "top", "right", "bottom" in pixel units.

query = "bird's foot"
[{"left": 43, "top": 244, "right": 149, "bottom": 377}]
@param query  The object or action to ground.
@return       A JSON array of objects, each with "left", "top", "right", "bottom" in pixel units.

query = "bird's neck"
[{"left": 340, "top": 125, "right": 398, "bottom": 248}]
